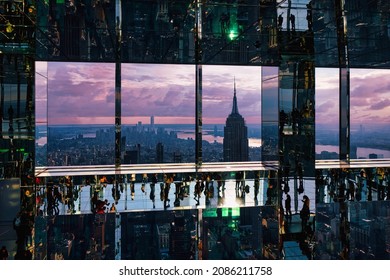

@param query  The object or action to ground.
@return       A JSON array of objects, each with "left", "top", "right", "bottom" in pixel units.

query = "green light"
[
  {"left": 222, "top": 207, "right": 240, "bottom": 217},
  {"left": 231, "top": 207, "right": 240, "bottom": 217},
  {"left": 228, "top": 30, "right": 238, "bottom": 40},
  {"left": 203, "top": 208, "right": 218, "bottom": 218},
  {"left": 222, "top": 208, "right": 229, "bottom": 217},
  {"left": 228, "top": 221, "right": 235, "bottom": 228},
  {"left": 0, "top": 148, "right": 26, "bottom": 153}
]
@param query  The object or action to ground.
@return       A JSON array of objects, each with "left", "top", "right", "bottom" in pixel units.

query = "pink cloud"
[
  {"left": 369, "top": 99, "right": 390, "bottom": 110},
  {"left": 316, "top": 100, "right": 336, "bottom": 114}
]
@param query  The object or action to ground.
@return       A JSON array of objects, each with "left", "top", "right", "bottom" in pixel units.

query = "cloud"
[
  {"left": 369, "top": 99, "right": 390, "bottom": 110},
  {"left": 46, "top": 62, "right": 116, "bottom": 124},
  {"left": 317, "top": 100, "right": 336, "bottom": 113},
  {"left": 42, "top": 63, "right": 390, "bottom": 127}
]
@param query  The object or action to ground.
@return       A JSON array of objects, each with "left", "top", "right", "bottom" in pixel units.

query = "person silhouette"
[
  {"left": 285, "top": 194, "right": 292, "bottom": 222},
  {"left": 300, "top": 195, "right": 310, "bottom": 230},
  {"left": 290, "top": 14, "right": 295, "bottom": 31},
  {"left": 0, "top": 246, "right": 8, "bottom": 260},
  {"left": 278, "top": 13, "right": 284, "bottom": 30}
]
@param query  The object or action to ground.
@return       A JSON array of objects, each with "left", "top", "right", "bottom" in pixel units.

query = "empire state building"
[{"left": 223, "top": 80, "right": 249, "bottom": 162}]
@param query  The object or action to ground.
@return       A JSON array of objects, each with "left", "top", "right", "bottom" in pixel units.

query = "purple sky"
[
  {"left": 38, "top": 62, "right": 262, "bottom": 125},
  {"left": 36, "top": 62, "right": 390, "bottom": 126},
  {"left": 316, "top": 68, "right": 390, "bottom": 127}
]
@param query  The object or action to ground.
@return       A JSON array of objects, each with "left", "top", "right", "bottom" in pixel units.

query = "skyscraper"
[
  {"left": 223, "top": 79, "right": 249, "bottom": 162},
  {"left": 151, "top": 116, "right": 154, "bottom": 127},
  {"left": 156, "top": 142, "right": 164, "bottom": 163}
]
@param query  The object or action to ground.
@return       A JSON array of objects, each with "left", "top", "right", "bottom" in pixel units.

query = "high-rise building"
[
  {"left": 223, "top": 80, "right": 249, "bottom": 162},
  {"left": 156, "top": 142, "right": 164, "bottom": 163}
]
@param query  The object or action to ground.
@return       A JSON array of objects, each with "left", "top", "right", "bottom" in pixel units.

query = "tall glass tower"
[{"left": 223, "top": 80, "right": 249, "bottom": 162}]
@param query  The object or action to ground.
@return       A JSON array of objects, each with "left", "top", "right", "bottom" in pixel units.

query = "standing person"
[
  {"left": 300, "top": 195, "right": 310, "bottom": 230},
  {"left": 130, "top": 173, "right": 136, "bottom": 200},
  {"left": 141, "top": 173, "right": 148, "bottom": 194},
  {"left": 163, "top": 182, "right": 170, "bottom": 209},
  {"left": 278, "top": 13, "right": 284, "bottom": 30},
  {"left": 150, "top": 174, "right": 158, "bottom": 208},
  {"left": 235, "top": 171, "right": 241, "bottom": 189},
  {"left": 194, "top": 179, "right": 202, "bottom": 206},
  {"left": 0, "top": 246, "right": 8, "bottom": 260},
  {"left": 163, "top": 174, "right": 173, "bottom": 209},
  {"left": 254, "top": 171, "right": 260, "bottom": 201},
  {"left": 290, "top": 14, "right": 295, "bottom": 31},
  {"left": 112, "top": 181, "right": 121, "bottom": 204},
  {"left": 109, "top": 203, "right": 117, "bottom": 213},
  {"left": 285, "top": 193, "right": 292, "bottom": 222},
  {"left": 307, "top": 1, "right": 313, "bottom": 30},
  {"left": 347, "top": 180, "right": 355, "bottom": 201}
]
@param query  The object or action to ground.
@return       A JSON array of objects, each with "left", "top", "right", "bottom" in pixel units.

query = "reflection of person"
[
  {"left": 141, "top": 173, "right": 148, "bottom": 194},
  {"left": 150, "top": 174, "right": 158, "bottom": 208},
  {"left": 235, "top": 171, "right": 243, "bottom": 190},
  {"left": 96, "top": 199, "right": 109, "bottom": 214},
  {"left": 279, "top": 110, "right": 288, "bottom": 134},
  {"left": 112, "top": 182, "right": 121, "bottom": 204},
  {"left": 254, "top": 171, "right": 260, "bottom": 200},
  {"left": 300, "top": 195, "right": 310, "bottom": 230},
  {"left": 130, "top": 174, "right": 135, "bottom": 200},
  {"left": 109, "top": 203, "right": 116, "bottom": 212},
  {"left": 163, "top": 174, "right": 173, "bottom": 209},
  {"left": 285, "top": 194, "right": 292, "bottom": 221},
  {"left": 278, "top": 13, "right": 284, "bottom": 30},
  {"left": 194, "top": 180, "right": 202, "bottom": 206},
  {"left": 307, "top": 1, "right": 313, "bottom": 30},
  {"left": 297, "top": 162, "right": 304, "bottom": 194}
]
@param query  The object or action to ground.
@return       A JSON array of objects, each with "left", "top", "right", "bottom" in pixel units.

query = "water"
[{"left": 316, "top": 144, "right": 390, "bottom": 159}]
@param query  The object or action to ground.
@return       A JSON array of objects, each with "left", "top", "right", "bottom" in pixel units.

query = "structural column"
[
  {"left": 115, "top": 0, "right": 122, "bottom": 168},
  {"left": 195, "top": 0, "right": 203, "bottom": 166},
  {"left": 335, "top": 0, "right": 350, "bottom": 162}
]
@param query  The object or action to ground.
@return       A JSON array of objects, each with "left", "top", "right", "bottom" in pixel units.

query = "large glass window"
[
  {"left": 315, "top": 68, "right": 339, "bottom": 160},
  {"left": 261, "top": 67, "right": 279, "bottom": 161},
  {"left": 46, "top": 62, "right": 115, "bottom": 166},
  {"left": 202, "top": 65, "right": 261, "bottom": 163},
  {"left": 121, "top": 63, "right": 195, "bottom": 164},
  {"left": 277, "top": 0, "right": 311, "bottom": 32},
  {"left": 35, "top": 62, "right": 48, "bottom": 167},
  {"left": 350, "top": 69, "right": 390, "bottom": 160}
]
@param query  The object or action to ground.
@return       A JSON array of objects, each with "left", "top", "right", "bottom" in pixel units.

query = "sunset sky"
[
  {"left": 36, "top": 62, "right": 262, "bottom": 125},
  {"left": 315, "top": 68, "right": 390, "bottom": 127},
  {"left": 36, "top": 62, "right": 390, "bottom": 127}
]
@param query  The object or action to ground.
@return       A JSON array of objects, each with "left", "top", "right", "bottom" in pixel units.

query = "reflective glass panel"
[
  {"left": 35, "top": 62, "right": 48, "bottom": 167},
  {"left": 202, "top": 65, "right": 261, "bottom": 162},
  {"left": 47, "top": 62, "right": 115, "bottom": 166},
  {"left": 350, "top": 69, "right": 390, "bottom": 160},
  {"left": 261, "top": 66, "right": 278, "bottom": 161},
  {"left": 121, "top": 63, "right": 195, "bottom": 164},
  {"left": 315, "top": 68, "right": 340, "bottom": 160}
]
